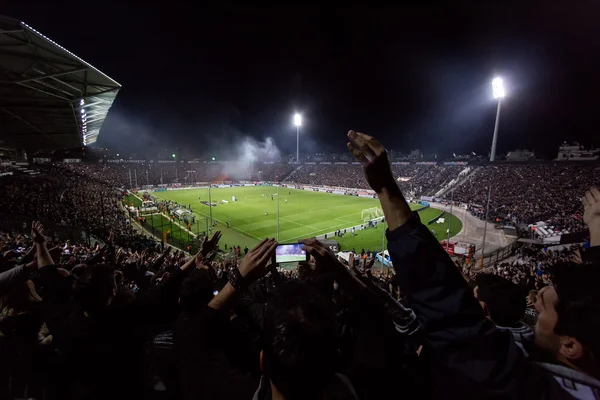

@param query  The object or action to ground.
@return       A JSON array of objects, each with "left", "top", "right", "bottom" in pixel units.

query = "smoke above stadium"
[{"left": 220, "top": 136, "right": 281, "bottom": 180}]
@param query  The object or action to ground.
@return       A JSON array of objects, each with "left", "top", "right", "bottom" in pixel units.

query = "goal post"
[{"left": 361, "top": 207, "right": 383, "bottom": 221}]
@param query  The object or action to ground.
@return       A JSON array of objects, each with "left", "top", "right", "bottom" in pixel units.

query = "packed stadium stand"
[{"left": 447, "top": 163, "right": 600, "bottom": 234}]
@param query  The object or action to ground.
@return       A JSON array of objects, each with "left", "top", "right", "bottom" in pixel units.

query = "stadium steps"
[
  {"left": 281, "top": 164, "right": 303, "bottom": 183},
  {"left": 438, "top": 166, "right": 482, "bottom": 198}
]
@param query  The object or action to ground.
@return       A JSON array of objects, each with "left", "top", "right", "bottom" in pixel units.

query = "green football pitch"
[{"left": 127, "top": 186, "right": 462, "bottom": 253}]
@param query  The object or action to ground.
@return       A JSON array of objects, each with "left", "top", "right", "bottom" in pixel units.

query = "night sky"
[{"left": 6, "top": 2, "right": 600, "bottom": 159}]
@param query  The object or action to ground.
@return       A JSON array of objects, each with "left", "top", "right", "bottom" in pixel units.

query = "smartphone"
[{"left": 275, "top": 244, "right": 308, "bottom": 263}]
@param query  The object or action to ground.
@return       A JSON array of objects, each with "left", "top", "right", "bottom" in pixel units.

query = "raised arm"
[
  {"left": 347, "top": 130, "right": 523, "bottom": 396},
  {"left": 347, "top": 130, "right": 412, "bottom": 231},
  {"left": 32, "top": 221, "right": 54, "bottom": 268},
  {"left": 582, "top": 186, "right": 600, "bottom": 248}
]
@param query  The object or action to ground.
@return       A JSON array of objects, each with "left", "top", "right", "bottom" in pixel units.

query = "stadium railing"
[{"left": 479, "top": 240, "right": 522, "bottom": 268}]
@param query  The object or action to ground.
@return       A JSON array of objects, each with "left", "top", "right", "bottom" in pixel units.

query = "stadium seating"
[{"left": 447, "top": 163, "right": 600, "bottom": 233}]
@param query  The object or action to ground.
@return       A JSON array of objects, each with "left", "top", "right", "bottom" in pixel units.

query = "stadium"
[{"left": 1, "top": 10, "right": 600, "bottom": 400}]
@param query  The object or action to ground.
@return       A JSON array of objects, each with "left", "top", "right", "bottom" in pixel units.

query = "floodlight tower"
[
  {"left": 293, "top": 113, "right": 302, "bottom": 163},
  {"left": 490, "top": 77, "right": 505, "bottom": 162},
  {"left": 481, "top": 77, "right": 507, "bottom": 260}
]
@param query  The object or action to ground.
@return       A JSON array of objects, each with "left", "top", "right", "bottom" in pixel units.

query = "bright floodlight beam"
[
  {"left": 492, "top": 77, "right": 505, "bottom": 99},
  {"left": 293, "top": 113, "right": 302, "bottom": 127},
  {"left": 293, "top": 113, "right": 302, "bottom": 163},
  {"left": 489, "top": 77, "right": 505, "bottom": 162}
]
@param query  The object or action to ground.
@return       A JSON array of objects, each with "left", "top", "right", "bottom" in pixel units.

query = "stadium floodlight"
[
  {"left": 293, "top": 113, "right": 302, "bottom": 127},
  {"left": 80, "top": 109, "right": 85, "bottom": 114},
  {"left": 489, "top": 76, "right": 505, "bottom": 162},
  {"left": 492, "top": 77, "right": 505, "bottom": 99},
  {"left": 80, "top": 99, "right": 85, "bottom": 106},
  {"left": 172, "top": 153, "right": 176, "bottom": 158},
  {"left": 293, "top": 113, "right": 302, "bottom": 163},
  {"left": 212, "top": 157, "right": 216, "bottom": 161}
]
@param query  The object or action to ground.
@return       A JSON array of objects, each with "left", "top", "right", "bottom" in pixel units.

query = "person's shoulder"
[{"left": 525, "top": 361, "right": 600, "bottom": 399}]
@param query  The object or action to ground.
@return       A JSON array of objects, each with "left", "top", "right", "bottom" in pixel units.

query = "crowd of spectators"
[
  {"left": 62, "top": 161, "right": 462, "bottom": 198},
  {"left": 463, "top": 244, "right": 582, "bottom": 290},
  {"left": 289, "top": 163, "right": 463, "bottom": 196},
  {"left": 0, "top": 164, "right": 154, "bottom": 250},
  {"left": 450, "top": 164, "right": 600, "bottom": 232},
  {"left": 62, "top": 162, "right": 296, "bottom": 188},
  {"left": 0, "top": 131, "right": 599, "bottom": 399}
]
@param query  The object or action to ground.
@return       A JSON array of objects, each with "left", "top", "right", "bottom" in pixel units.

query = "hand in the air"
[
  {"left": 583, "top": 187, "right": 600, "bottom": 246},
  {"left": 300, "top": 238, "right": 346, "bottom": 277},
  {"left": 582, "top": 187, "right": 600, "bottom": 228},
  {"left": 201, "top": 231, "right": 222, "bottom": 256},
  {"left": 347, "top": 130, "right": 395, "bottom": 193},
  {"left": 238, "top": 238, "right": 278, "bottom": 283},
  {"left": 31, "top": 221, "right": 46, "bottom": 245}
]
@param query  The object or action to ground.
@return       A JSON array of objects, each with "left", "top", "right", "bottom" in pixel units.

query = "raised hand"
[
  {"left": 238, "top": 238, "right": 278, "bottom": 283},
  {"left": 31, "top": 221, "right": 46, "bottom": 245},
  {"left": 194, "top": 251, "right": 210, "bottom": 271},
  {"left": 201, "top": 231, "right": 222, "bottom": 256},
  {"left": 582, "top": 187, "right": 600, "bottom": 246},
  {"left": 582, "top": 187, "right": 600, "bottom": 227},
  {"left": 347, "top": 130, "right": 396, "bottom": 193},
  {"left": 300, "top": 238, "right": 345, "bottom": 277},
  {"left": 301, "top": 238, "right": 367, "bottom": 295}
]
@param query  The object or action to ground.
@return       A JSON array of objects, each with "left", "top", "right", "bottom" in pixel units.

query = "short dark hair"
[
  {"left": 550, "top": 263, "right": 600, "bottom": 361},
  {"left": 262, "top": 282, "right": 338, "bottom": 400},
  {"left": 73, "top": 264, "right": 115, "bottom": 312},
  {"left": 179, "top": 270, "right": 215, "bottom": 315},
  {"left": 475, "top": 273, "right": 525, "bottom": 327}
]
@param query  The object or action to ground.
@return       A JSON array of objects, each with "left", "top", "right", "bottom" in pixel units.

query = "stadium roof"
[{"left": 0, "top": 16, "right": 121, "bottom": 150}]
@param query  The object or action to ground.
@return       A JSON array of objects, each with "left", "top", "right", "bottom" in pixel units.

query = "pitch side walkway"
[{"left": 429, "top": 202, "right": 513, "bottom": 257}]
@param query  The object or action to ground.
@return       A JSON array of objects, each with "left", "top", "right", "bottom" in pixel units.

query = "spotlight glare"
[
  {"left": 492, "top": 77, "right": 505, "bottom": 99},
  {"left": 293, "top": 113, "right": 302, "bottom": 127}
]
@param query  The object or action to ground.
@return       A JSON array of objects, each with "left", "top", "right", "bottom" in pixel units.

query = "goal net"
[{"left": 361, "top": 207, "right": 383, "bottom": 221}]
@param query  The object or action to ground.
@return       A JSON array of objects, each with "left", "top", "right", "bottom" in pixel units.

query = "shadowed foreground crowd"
[{"left": 1, "top": 132, "right": 600, "bottom": 400}]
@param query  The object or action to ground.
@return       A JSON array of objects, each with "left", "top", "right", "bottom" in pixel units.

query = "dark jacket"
[
  {"left": 495, "top": 322, "right": 535, "bottom": 357},
  {"left": 174, "top": 307, "right": 259, "bottom": 400},
  {"left": 386, "top": 212, "right": 600, "bottom": 399},
  {"left": 37, "top": 264, "right": 187, "bottom": 400},
  {"left": 387, "top": 212, "right": 525, "bottom": 398},
  {"left": 252, "top": 374, "right": 359, "bottom": 400}
]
